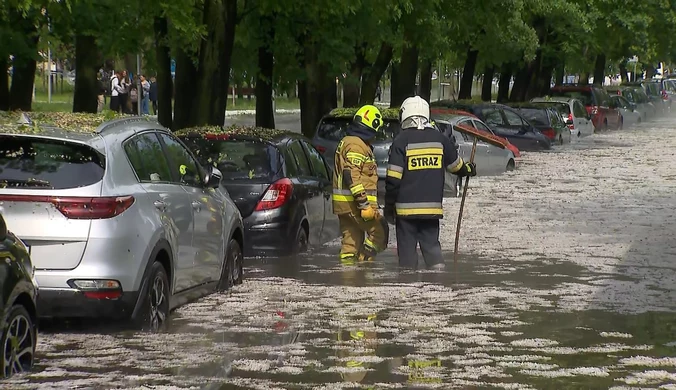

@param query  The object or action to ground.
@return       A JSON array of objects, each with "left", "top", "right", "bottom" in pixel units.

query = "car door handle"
[
  {"left": 191, "top": 201, "right": 202, "bottom": 211},
  {"left": 154, "top": 200, "right": 167, "bottom": 211}
]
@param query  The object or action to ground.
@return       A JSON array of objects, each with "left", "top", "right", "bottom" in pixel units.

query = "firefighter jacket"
[
  {"left": 384, "top": 125, "right": 464, "bottom": 219},
  {"left": 332, "top": 134, "right": 379, "bottom": 215}
]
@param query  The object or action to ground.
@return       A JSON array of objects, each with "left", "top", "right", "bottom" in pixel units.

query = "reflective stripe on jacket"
[
  {"left": 384, "top": 126, "right": 463, "bottom": 219},
  {"left": 332, "top": 135, "right": 378, "bottom": 215}
]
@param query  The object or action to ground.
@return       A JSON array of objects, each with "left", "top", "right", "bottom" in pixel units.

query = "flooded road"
[{"left": 6, "top": 115, "right": 676, "bottom": 389}]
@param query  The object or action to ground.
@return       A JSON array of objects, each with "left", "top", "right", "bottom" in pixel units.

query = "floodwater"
[{"left": 5, "top": 114, "right": 676, "bottom": 389}]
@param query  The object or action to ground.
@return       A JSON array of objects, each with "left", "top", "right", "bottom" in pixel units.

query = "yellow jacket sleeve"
[{"left": 340, "top": 142, "right": 372, "bottom": 209}]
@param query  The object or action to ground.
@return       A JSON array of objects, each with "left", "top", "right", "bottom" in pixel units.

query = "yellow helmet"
[{"left": 353, "top": 105, "right": 383, "bottom": 134}]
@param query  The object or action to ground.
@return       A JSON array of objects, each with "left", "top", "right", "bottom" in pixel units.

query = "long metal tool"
[{"left": 453, "top": 137, "right": 478, "bottom": 283}]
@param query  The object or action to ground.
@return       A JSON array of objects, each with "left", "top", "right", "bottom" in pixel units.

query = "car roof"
[
  {"left": 431, "top": 113, "right": 476, "bottom": 124},
  {"left": 506, "top": 102, "right": 557, "bottom": 110},
  {"left": 550, "top": 84, "right": 596, "bottom": 91},
  {"left": 532, "top": 96, "right": 574, "bottom": 104},
  {"left": 0, "top": 112, "right": 160, "bottom": 145},
  {"left": 174, "top": 125, "right": 302, "bottom": 146}
]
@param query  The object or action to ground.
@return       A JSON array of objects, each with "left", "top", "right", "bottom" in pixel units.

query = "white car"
[
  {"left": 610, "top": 95, "right": 642, "bottom": 127},
  {"left": 531, "top": 97, "right": 594, "bottom": 137}
]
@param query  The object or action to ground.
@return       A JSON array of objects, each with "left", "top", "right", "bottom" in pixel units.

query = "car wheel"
[
  {"left": 618, "top": 118, "right": 623, "bottom": 130},
  {"left": 506, "top": 159, "right": 515, "bottom": 171},
  {"left": 1, "top": 305, "right": 35, "bottom": 378},
  {"left": 602, "top": 120, "right": 608, "bottom": 131},
  {"left": 558, "top": 135, "right": 563, "bottom": 145},
  {"left": 227, "top": 238, "right": 244, "bottom": 287},
  {"left": 137, "top": 262, "right": 170, "bottom": 332},
  {"left": 293, "top": 224, "right": 309, "bottom": 254}
]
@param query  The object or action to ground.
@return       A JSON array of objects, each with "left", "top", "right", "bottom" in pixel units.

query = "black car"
[
  {"left": 178, "top": 127, "right": 340, "bottom": 257},
  {"left": 0, "top": 213, "right": 38, "bottom": 378},
  {"left": 507, "top": 103, "right": 572, "bottom": 145},
  {"left": 430, "top": 101, "right": 552, "bottom": 151}
]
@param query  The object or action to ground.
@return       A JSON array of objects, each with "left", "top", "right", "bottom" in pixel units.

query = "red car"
[
  {"left": 548, "top": 85, "right": 623, "bottom": 130},
  {"left": 431, "top": 108, "right": 521, "bottom": 157}
]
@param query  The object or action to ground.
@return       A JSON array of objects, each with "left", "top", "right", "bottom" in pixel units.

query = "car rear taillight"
[
  {"left": 541, "top": 128, "right": 556, "bottom": 139},
  {"left": 315, "top": 145, "right": 327, "bottom": 154},
  {"left": 0, "top": 195, "right": 135, "bottom": 219},
  {"left": 617, "top": 90, "right": 621, "bottom": 95},
  {"left": 662, "top": 90, "right": 669, "bottom": 100},
  {"left": 254, "top": 178, "right": 293, "bottom": 211},
  {"left": 567, "top": 113, "right": 574, "bottom": 130}
]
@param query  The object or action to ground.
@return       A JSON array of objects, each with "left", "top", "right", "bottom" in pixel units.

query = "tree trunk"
[
  {"left": 509, "top": 62, "right": 534, "bottom": 102},
  {"left": 458, "top": 48, "right": 478, "bottom": 100},
  {"left": 299, "top": 40, "right": 334, "bottom": 138},
  {"left": 359, "top": 42, "right": 393, "bottom": 105},
  {"left": 8, "top": 10, "right": 39, "bottom": 111},
  {"left": 0, "top": 56, "right": 9, "bottom": 111},
  {"left": 343, "top": 44, "right": 366, "bottom": 108},
  {"left": 481, "top": 65, "right": 495, "bottom": 101},
  {"left": 390, "top": 45, "right": 419, "bottom": 108},
  {"left": 327, "top": 76, "right": 338, "bottom": 109},
  {"left": 619, "top": 60, "right": 629, "bottom": 83},
  {"left": 579, "top": 72, "right": 590, "bottom": 84},
  {"left": 255, "top": 16, "right": 275, "bottom": 128},
  {"left": 418, "top": 59, "right": 433, "bottom": 102},
  {"left": 593, "top": 53, "right": 606, "bottom": 86},
  {"left": 72, "top": 34, "right": 100, "bottom": 113},
  {"left": 173, "top": 49, "right": 199, "bottom": 129},
  {"left": 154, "top": 16, "right": 173, "bottom": 128},
  {"left": 554, "top": 61, "right": 565, "bottom": 85},
  {"left": 536, "top": 65, "right": 554, "bottom": 97},
  {"left": 497, "top": 64, "right": 512, "bottom": 103},
  {"left": 192, "top": 0, "right": 234, "bottom": 127},
  {"left": 389, "top": 64, "right": 397, "bottom": 104},
  {"left": 124, "top": 54, "right": 135, "bottom": 75}
]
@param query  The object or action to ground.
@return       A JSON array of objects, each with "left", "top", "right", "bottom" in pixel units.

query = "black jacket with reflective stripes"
[{"left": 385, "top": 125, "right": 463, "bottom": 219}]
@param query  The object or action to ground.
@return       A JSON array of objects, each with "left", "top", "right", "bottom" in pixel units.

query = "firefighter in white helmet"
[{"left": 384, "top": 96, "right": 476, "bottom": 270}]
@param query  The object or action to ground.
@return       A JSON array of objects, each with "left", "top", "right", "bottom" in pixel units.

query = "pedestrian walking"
[
  {"left": 332, "top": 105, "right": 389, "bottom": 264},
  {"left": 149, "top": 76, "right": 158, "bottom": 115},
  {"left": 110, "top": 71, "right": 122, "bottom": 112},
  {"left": 140, "top": 75, "right": 150, "bottom": 115},
  {"left": 119, "top": 70, "right": 131, "bottom": 114},
  {"left": 376, "top": 83, "right": 382, "bottom": 102},
  {"left": 384, "top": 96, "right": 476, "bottom": 270}
]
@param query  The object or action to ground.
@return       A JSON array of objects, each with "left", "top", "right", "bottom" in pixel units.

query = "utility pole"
[{"left": 47, "top": 13, "right": 52, "bottom": 104}]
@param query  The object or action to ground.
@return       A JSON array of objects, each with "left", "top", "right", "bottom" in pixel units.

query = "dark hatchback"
[
  {"left": 178, "top": 128, "right": 339, "bottom": 257},
  {"left": 0, "top": 213, "right": 38, "bottom": 378},
  {"left": 430, "top": 101, "right": 552, "bottom": 151},
  {"left": 507, "top": 103, "right": 572, "bottom": 145}
]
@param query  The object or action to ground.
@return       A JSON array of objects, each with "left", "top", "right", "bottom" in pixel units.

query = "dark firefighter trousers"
[
  {"left": 395, "top": 218, "right": 443, "bottom": 269},
  {"left": 338, "top": 213, "right": 389, "bottom": 263}
]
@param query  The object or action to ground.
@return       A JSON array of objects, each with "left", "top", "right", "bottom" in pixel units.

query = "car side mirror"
[
  {"left": 0, "top": 214, "right": 7, "bottom": 241},
  {"left": 205, "top": 166, "right": 222, "bottom": 188}
]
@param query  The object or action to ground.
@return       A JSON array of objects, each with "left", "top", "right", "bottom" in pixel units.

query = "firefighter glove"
[
  {"left": 384, "top": 205, "right": 395, "bottom": 225},
  {"left": 455, "top": 162, "right": 477, "bottom": 177},
  {"left": 361, "top": 207, "right": 377, "bottom": 221}
]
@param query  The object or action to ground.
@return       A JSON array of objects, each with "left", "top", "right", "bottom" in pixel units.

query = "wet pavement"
[{"left": 5, "top": 115, "right": 676, "bottom": 389}]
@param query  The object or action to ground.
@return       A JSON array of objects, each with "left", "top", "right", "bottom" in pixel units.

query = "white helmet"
[{"left": 399, "top": 96, "right": 430, "bottom": 123}]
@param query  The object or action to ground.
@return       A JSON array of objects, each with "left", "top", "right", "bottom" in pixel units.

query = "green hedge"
[
  {"left": 329, "top": 107, "right": 400, "bottom": 120},
  {"left": 0, "top": 111, "right": 137, "bottom": 133},
  {"left": 174, "top": 124, "right": 295, "bottom": 141}
]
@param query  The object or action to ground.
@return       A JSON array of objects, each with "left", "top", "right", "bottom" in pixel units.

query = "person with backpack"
[{"left": 110, "top": 71, "right": 122, "bottom": 112}]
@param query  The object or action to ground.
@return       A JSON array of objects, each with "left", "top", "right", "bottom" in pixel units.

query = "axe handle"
[{"left": 453, "top": 137, "right": 478, "bottom": 281}]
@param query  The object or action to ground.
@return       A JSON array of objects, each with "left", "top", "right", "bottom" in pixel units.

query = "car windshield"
[
  {"left": 516, "top": 108, "right": 550, "bottom": 126},
  {"left": 316, "top": 117, "right": 400, "bottom": 142},
  {"left": 0, "top": 136, "right": 105, "bottom": 189},
  {"left": 182, "top": 138, "right": 281, "bottom": 180},
  {"left": 550, "top": 90, "right": 593, "bottom": 106}
]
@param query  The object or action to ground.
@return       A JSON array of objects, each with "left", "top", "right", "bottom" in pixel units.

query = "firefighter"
[
  {"left": 384, "top": 96, "right": 476, "bottom": 270},
  {"left": 332, "top": 105, "right": 389, "bottom": 264}
]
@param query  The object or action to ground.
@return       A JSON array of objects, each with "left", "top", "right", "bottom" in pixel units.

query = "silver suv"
[{"left": 0, "top": 115, "right": 244, "bottom": 330}]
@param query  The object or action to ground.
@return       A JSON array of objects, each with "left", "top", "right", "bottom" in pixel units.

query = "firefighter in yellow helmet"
[{"left": 332, "top": 105, "right": 389, "bottom": 264}]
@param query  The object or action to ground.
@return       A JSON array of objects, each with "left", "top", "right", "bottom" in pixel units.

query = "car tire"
[
  {"left": 506, "top": 159, "right": 515, "bottom": 171},
  {"left": 558, "top": 135, "right": 563, "bottom": 145},
  {"left": 292, "top": 224, "right": 309, "bottom": 254},
  {"left": 218, "top": 238, "right": 243, "bottom": 291},
  {"left": 618, "top": 118, "right": 623, "bottom": 130},
  {"left": 1, "top": 305, "right": 34, "bottom": 378},
  {"left": 602, "top": 120, "right": 608, "bottom": 131},
  {"left": 136, "top": 262, "right": 170, "bottom": 332}
]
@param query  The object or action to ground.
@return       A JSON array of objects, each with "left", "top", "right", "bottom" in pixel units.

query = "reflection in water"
[
  {"left": 336, "top": 313, "right": 378, "bottom": 384},
  {"left": 408, "top": 358, "right": 442, "bottom": 384}
]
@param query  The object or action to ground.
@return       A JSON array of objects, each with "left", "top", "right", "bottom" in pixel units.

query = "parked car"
[
  {"left": 0, "top": 213, "right": 38, "bottom": 378},
  {"left": 0, "top": 113, "right": 244, "bottom": 330},
  {"left": 431, "top": 108, "right": 521, "bottom": 157},
  {"left": 530, "top": 97, "right": 594, "bottom": 138},
  {"left": 622, "top": 81, "right": 666, "bottom": 115},
  {"left": 506, "top": 103, "right": 572, "bottom": 145},
  {"left": 655, "top": 78, "right": 674, "bottom": 109},
  {"left": 609, "top": 95, "right": 642, "bottom": 127},
  {"left": 432, "top": 116, "right": 517, "bottom": 197},
  {"left": 606, "top": 86, "right": 656, "bottom": 120},
  {"left": 312, "top": 107, "right": 401, "bottom": 201},
  {"left": 548, "top": 84, "right": 622, "bottom": 131},
  {"left": 179, "top": 127, "right": 340, "bottom": 257},
  {"left": 430, "top": 101, "right": 552, "bottom": 151}
]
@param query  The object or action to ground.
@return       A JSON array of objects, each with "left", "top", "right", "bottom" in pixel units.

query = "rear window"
[
  {"left": 550, "top": 90, "right": 593, "bottom": 106},
  {"left": 182, "top": 138, "right": 281, "bottom": 180},
  {"left": 317, "top": 117, "right": 400, "bottom": 142},
  {"left": 0, "top": 136, "right": 105, "bottom": 189},
  {"left": 515, "top": 108, "right": 550, "bottom": 127}
]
